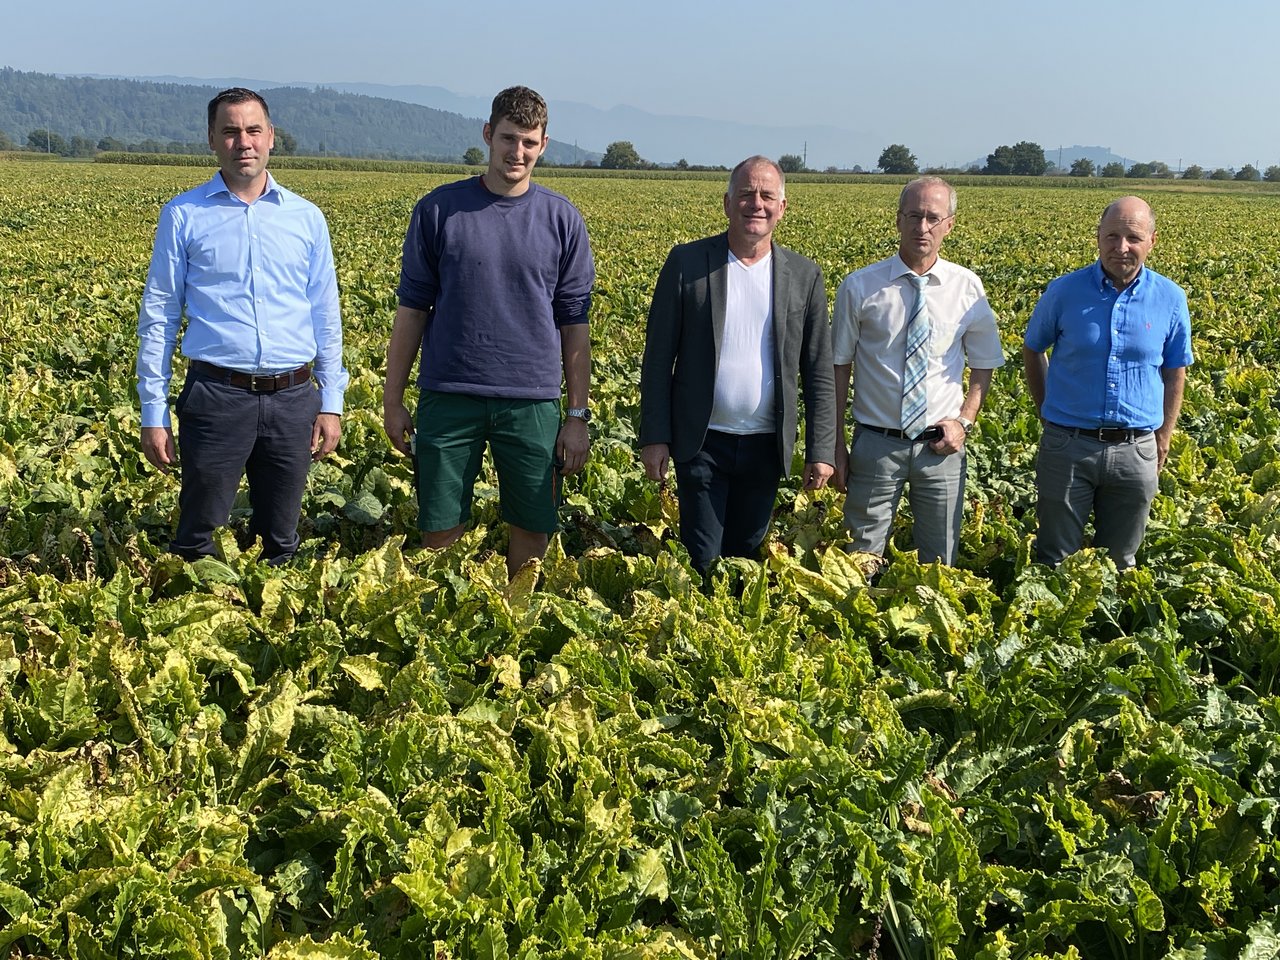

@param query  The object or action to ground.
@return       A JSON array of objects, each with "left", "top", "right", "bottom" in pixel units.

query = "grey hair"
[
  {"left": 899, "top": 176, "right": 956, "bottom": 216},
  {"left": 727, "top": 155, "right": 786, "bottom": 200}
]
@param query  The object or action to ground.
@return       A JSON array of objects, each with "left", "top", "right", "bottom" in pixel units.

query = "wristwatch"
[
  {"left": 566, "top": 407, "right": 592, "bottom": 423},
  {"left": 956, "top": 416, "right": 975, "bottom": 436}
]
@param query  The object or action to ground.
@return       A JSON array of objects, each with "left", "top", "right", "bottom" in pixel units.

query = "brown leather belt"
[
  {"left": 1048, "top": 422, "right": 1151, "bottom": 443},
  {"left": 191, "top": 360, "right": 312, "bottom": 393}
]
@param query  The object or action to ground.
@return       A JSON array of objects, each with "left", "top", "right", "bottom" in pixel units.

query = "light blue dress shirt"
[
  {"left": 137, "top": 172, "right": 348, "bottom": 428},
  {"left": 1025, "top": 262, "right": 1192, "bottom": 431}
]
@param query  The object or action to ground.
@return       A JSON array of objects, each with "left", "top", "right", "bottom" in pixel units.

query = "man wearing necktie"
[{"left": 832, "top": 177, "right": 1004, "bottom": 565}]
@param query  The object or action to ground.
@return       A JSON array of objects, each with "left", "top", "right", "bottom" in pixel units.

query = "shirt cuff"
[
  {"left": 140, "top": 403, "right": 171, "bottom": 429},
  {"left": 318, "top": 385, "right": 345, "bottom": 416}
]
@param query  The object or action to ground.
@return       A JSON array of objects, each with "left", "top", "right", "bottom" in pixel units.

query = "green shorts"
[{"left": 415, "top": 390, "right": 562, "bottom": 534}]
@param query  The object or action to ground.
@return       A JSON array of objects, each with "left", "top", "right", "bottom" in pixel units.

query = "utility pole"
[{"left": 803, "top": 141, "right": 807, "bottom": 170}]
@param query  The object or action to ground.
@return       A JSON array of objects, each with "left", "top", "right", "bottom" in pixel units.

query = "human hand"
[
  {"left": 141, "top": 426, "right": 176, "bottom": 471},
  {"left": 311, "top": 413, "right": 342, "bottom": 461},
  {"left": 803, "top": 461, "right": 833, "bottom": 490},
  {"left": 929, "top": 419, "right": 967, "bottom": 456},
  {"left": 383, "top": 402, "right": 414, "bottom": 456},
  {"left": 640, "top": 443, "right": 670, "bottom": 482},
  {"left": 557, "top": 416, "right": 590, "bottom": 475},
  {"left": 1155, "top": 429, "right": 1172, "bottom": 471},
  {"left": 833, "top": 442, "right": 850, "bottom": 493}
]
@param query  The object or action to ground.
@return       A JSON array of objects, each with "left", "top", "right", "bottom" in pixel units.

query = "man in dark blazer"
[{"left": 639, "top": 155, "right": 836, "bottom": 572}]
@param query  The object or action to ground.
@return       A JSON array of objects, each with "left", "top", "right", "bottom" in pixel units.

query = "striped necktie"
[{"left": 901, "top": 273, "right": 931, "bottom": 439}]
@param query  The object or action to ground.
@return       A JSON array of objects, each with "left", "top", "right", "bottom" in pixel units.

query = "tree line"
[
  {"left": 0, "top": 67, "right": 589, "bottom": 165},
  {"left": 876, "top": 142, "right": 1280, "bottom": 182}
]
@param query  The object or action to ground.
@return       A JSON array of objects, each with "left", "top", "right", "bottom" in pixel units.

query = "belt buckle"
[{"left": 251, "top": 374, "right": 269, "bottom": 392}]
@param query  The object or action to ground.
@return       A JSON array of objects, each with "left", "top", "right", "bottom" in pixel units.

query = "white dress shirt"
[{"left": 832, "top": 254, "right": 1004, "bottom": 429}]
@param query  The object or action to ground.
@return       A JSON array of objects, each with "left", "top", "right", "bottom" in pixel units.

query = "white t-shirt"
[{"left": 710, "top": 251, "right": 777, "bottom": 435}]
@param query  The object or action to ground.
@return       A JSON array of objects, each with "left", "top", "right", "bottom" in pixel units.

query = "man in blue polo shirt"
[{"left": 1022, "top": 196, "right": 1192, "bottom": 568}]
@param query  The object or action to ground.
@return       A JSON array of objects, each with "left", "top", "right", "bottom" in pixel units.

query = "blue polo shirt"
[{"left": 1025, "top": 262, "right": 1192, "bottom": 430}]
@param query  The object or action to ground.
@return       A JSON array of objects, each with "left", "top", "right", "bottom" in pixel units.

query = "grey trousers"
[
  {"left": 844, "top": 425, "right": 966, "bottom": 565},
  {"left": 1034, "top": 423, "right": 1159, "bottom": 569}
]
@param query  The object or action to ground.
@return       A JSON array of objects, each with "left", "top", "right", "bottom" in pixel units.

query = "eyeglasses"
[{"left": 901, "top": 212, "right": 953, "bottom": 227}]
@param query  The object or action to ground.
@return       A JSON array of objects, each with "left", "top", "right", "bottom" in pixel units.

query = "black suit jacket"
[{"left": 639, "top": 233, "right": 836, "bottom": 474}]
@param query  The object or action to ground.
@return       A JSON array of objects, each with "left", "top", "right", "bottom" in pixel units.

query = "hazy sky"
[{"left": 3, "top": 0, "right": 1275, "bottom": 170}]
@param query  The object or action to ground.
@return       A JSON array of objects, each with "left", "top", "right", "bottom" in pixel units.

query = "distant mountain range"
[
  {"left": 2, "top": 66, "right": 1146, "bottom": 172},
  {"left": 107, "top": 75, "right": 881, "bottom": 168},
  {"left": 0, "top": 67, "right": 595, "bottom": 164}
]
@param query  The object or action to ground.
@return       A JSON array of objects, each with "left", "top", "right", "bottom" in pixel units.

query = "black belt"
[
  {"left": 1048, "top": 422, "right": 1151, "bottom": 443},
  {"left": 861, "top": 423, "right": 943, "bottom": 442},
  {"left": 192, "top": 360, "right": 312, "bottom": 392}
]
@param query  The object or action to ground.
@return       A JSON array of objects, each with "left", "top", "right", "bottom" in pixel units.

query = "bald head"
[
  {"left": 1100, "top": 196, "right": 1155, "bottom": 233},
  {"left": 1097, "top": 196, "right": 1156, "bottom": 290}
]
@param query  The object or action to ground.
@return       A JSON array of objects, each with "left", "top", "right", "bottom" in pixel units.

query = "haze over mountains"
[{"left": 3, "top": 66, "right": 1132, "bottom": 171}]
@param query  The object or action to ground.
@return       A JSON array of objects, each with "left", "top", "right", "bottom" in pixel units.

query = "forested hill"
[{"left": 0, "top": 67, "right": 594, "bottom": 163}]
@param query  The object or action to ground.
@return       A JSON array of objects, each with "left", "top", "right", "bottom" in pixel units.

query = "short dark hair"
[
  {"left": 207, "top": 87, "right": 271, "bottom": 133},
  {"left": 488, "top": 86, "right": 548, "bottom": 135}
]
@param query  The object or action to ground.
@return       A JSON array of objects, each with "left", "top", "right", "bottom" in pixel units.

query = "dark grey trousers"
[
  {"left": 171, "top": 372, "right": 321, "bottom": 563},
  {"left": 674, "top": 430, "right": 781, "bottom": 573}
]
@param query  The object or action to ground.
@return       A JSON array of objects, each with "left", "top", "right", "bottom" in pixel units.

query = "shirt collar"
[
  {"left": 1091, "top": 259, "right": 1144, "bottom": 294},
  {"left": 889, "top": 253, "right": 936, "bottom": 284},
  {"left": 205, "top": 170, "right": 284, "bottom": 204}
]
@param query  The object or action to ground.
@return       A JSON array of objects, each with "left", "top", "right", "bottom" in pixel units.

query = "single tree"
[
  {"left": 1235, "top": 164, "right": 1262, "bottom": 181},
  {"left": 67, "top": 135, "right": 96, "bottom": 158},
  {"left": 1126, "top": 162, "right": 1153, "bottom": 179},
  {"left": 1100, "top": 161, "right": 1126, "bottom": 178},
  {"left": 984, "top": 145, "right": 1014, "bottom": 175},
  {"left": 27, "top": 128, "right": 67, "bottom": 155},
  {"left": 778, "top": 154, "right": 805, "bottom": 174},
  {"left": 877, "top": 144, "right": 917, "bottom": 174},
  {"left": 1069, "top": 157, "right": 1095, "bottom": 177},
  {"left": 1010, "top": 141, "right": 1048, "bottom": 175},
  {"left": 463, "top": 146, "right": 485, "bottom": 166},
  {"left": 274, "top": 128, "right": 298, "bottom": 155},
  {"left": 1181, "top": 164, "right": 1205, "bottom": 180},
  {"left": 0, "top": 129, "right": 14, "bottom": 151},
  {"left": 1209, "top": 168, "right": 1233, "bottom": 180},
  {"left": 600, "top": 140, "right": 643, "bottom": 170},
  {"left": 1265, "top": 165, "right": 1280, "bottom": 183}
]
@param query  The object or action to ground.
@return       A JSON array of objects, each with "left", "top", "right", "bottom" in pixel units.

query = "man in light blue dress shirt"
[{"left": 137, "top": 88, "right": 348, "bottom": 563}]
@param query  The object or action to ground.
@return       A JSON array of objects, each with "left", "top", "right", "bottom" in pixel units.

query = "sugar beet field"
[{"left": 1, "top": 159, "right": 1279, "bottom": 959}]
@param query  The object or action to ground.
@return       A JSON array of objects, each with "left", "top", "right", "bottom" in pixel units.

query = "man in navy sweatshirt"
[{"left": 383, "top": 86, "right": 595, "bottom": 579}]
